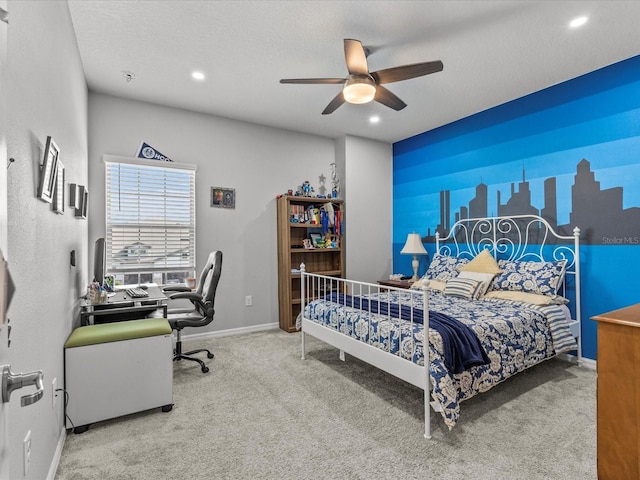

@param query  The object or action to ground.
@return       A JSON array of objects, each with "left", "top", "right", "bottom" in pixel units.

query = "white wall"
[
  {"left": 343, "top": 135, "right": 393, "bottom": 282},
  {"left": 0, "top": 0, "right": 6, "bottom": 253},
  {"left": 88, "top": 93, "right": 338, "bottom": 333},
  {"left": 6, "top": 1, "right": 88, "bottom": 479}
]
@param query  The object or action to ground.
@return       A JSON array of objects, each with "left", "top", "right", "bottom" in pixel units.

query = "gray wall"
[
  {"left": 6, "top": 1, "right": 88, "bottom": 479},
  {"left": 344, "top": 136, "right": 393, "bottom": 282},
  {"left": 87, "top": 93, "right": 339, "bottom": 333},
  {"left": 87, "top": 95, "right": 393, "bottom": 335}
]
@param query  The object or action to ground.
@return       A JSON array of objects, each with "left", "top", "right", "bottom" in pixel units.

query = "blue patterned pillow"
[
  {"left": 490, "top": 259, "right": 567, "bottom": 297},
  {"left": 425, "top": 254, "right": 469, "bottom": 282}
]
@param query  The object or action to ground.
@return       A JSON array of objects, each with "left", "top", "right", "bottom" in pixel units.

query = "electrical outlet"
[
  {"left": 23, "top": 430, "right": 31, "bottom": 475},
  {"left": 51, "top": 377, "right": 57, "bottom": 408},
  {"left": 245, "top": 295, "right": 253, "bottom": 307}
]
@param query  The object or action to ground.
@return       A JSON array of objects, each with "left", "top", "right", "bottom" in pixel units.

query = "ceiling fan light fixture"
[{"left": 343, "top": 75, "right": 376, "bottom": 104}]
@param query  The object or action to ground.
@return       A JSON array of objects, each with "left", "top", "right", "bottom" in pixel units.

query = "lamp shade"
[{"left": 400, "top": 233, "right": 427, "bottom": 256}]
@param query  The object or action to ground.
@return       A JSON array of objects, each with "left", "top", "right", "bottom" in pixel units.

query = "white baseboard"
[
  {"left": 181, "top": 322, "right": 280, "bottom": 342},
  {"left": 579, "top": 357, "right": 596, "bottom": 370},
  {"left": 558, "top": 352, "right": 596, "bottom": 370},
  {"left": 47, "top": 427, "right": 67, "bottom": 480}
]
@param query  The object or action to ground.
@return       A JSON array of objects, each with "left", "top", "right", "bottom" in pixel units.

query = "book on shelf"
[{"left": 288, "top": 202, "right": 340, "bottom": 230}]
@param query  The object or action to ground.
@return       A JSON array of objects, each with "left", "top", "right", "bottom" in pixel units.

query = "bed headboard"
[
  {"left": 435, "top": 214, "right": 581, "bottom": 323},
  {"left": 435, "top": 214, "right": 579, "bottom": 265}
]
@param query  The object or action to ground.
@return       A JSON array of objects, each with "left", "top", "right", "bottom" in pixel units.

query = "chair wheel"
[
  {"left": 202, "top": 366, "right": 210, "bottom": 373},
  {"left": 207, "top": 353, "right": 214, "bottom": 359}
]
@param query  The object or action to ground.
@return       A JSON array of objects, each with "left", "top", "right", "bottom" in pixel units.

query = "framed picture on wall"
[
  {"left": 210, "top": 187, "right": 236, "bottom": 209},
  {"left": 52, "top": 161, "right": 65, "bottom": 214},
  {"left": 37, "top": 136, "right": 59, "bottom": 203},
  {"left": 69, "top": 183, "right": 88, "bottom": 219},
  {"left": 78, "top": 185, "right": 88, "bottom": 219}
]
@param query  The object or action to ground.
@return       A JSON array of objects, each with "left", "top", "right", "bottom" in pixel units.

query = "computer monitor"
[{"left": 94, "top": 237, "right": 106, "bottom": 285}]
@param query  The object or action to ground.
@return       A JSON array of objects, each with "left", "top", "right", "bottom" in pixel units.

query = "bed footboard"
[{"left": 299, "top": 265, "right": 435, "bottom": 438}]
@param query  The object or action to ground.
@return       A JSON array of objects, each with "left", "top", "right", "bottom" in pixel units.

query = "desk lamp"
[{"left": 401, "top": 233, "right": 428, "bottom": 281}]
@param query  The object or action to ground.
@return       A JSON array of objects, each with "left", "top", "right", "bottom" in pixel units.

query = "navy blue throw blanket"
[{"left": 325, "top": 293, "right": 490, "bottom": 374}]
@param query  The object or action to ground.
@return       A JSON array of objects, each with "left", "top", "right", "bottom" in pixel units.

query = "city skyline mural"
[{"left": 422, "top": 158, "right": 640, "bottom": 245}]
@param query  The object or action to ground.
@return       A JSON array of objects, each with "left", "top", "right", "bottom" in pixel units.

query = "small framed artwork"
[
  {"left": 211, "top": 187, "right": 236, "bottom": 209},
  {"left": 70, "top": 184, "right": 88, "bottom": 218},
  {"left": 78, "top": 185, "right": 88, "bottom": 219},
  {"left": 52, "top": 161, "right": 65, "bottom": 214},
  {"left": 37, "top": 136, "right": 60, "bottom": 203},
  {"left": 310, "top": 233, "right": 322, "bottom": 248},
  {"left": 302, "top": 239, "right": 313, "bottom": 249}
]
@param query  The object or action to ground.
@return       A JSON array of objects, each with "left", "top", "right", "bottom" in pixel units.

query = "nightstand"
[{"left": 377, "top": 279, "right": 413, "bottom": 289}]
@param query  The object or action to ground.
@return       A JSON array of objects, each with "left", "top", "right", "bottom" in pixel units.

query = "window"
[{"left": 105, "top": 157, "right": 196, "bottom": 286}]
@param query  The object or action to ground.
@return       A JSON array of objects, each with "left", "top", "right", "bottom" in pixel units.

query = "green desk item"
[{"left": 65, "top": 318, "right": 171, "bottom": 348}]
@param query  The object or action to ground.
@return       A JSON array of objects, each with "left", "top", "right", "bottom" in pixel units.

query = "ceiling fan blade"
[
  {"left": 344, "top": 39, "right": 369, "bottom": 75},
  {"left": 280, "top": 78, "right": 346, "bottom": 84},
  {"left": 374, "top": 85, "right": 407, "bottom": 111},
  {"left": 371, "top": 61, "right": 443, "bottom": 84},
  {"left": 322, "top": 91, "right": 346, "bottom": 115}
]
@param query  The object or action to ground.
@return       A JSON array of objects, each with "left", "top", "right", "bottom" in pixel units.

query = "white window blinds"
[{"left": 105, "top": 157, "right": 196, "bottom": 276}]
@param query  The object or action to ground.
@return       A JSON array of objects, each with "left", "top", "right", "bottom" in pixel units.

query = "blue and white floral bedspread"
[{"left": 303, "top": 290, "right": 577, "bottom": 429}]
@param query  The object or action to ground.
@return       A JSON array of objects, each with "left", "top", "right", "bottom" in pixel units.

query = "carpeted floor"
[{"left": 55, "top": 329, "right": 596, "bottom": 480}]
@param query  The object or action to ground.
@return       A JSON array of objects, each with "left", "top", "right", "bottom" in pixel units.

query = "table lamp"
[{"left": 400, "top": 233, "right": 428, "bottom": 281}]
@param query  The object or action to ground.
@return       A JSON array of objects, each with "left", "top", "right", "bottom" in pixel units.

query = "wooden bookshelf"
[{"left": 276, "top": 195, "right": 344, "bottom": 332}]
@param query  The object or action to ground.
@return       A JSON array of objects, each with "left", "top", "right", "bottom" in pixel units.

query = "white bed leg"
[
  {"left": 339, "top": 349, "right": 345, "bottom": 362},
  {"left": 424, "top": 391, "right": 431, "bottom": 439},
  {"left": 301, "top": 331, "right": 306, "bottom": 360}
]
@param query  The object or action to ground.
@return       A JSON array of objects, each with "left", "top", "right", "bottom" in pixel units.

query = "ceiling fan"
[{"left": 280, "top": 38, "right": 443, "bottom": 115}]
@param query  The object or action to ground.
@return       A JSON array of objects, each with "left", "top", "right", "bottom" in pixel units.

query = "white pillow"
[{"left": 457, "top": 271, "right": 496, "bottom": 298}]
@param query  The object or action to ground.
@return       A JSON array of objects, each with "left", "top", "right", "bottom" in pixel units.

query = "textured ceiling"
[{"left": 67, "top": 0, "right": 640, "bottom": 143}]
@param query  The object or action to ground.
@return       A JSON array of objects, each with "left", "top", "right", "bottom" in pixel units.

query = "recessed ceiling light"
[
  {"left": 569, "top": 16, "right": 588, "bottom": 28},
  {"left": 369, "top": 116, "right": 380, "bottom": 124},
  {"left": 192, "top": 71, "right": 205, "bottom": 81}
]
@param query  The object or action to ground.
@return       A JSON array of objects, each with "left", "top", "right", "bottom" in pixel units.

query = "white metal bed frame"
[{"left": 300, "top": 214, "right": 581, "bottom": 439}]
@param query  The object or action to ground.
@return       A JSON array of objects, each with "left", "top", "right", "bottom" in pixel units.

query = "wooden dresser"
[{"left": 592, "top": 303, "right": 640, "bottom": 480}]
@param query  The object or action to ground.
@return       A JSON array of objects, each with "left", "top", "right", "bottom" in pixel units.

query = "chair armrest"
[
  {"left": 163, "top": 285, "right": 191, "bottom": 293},
  {"left": 168, "top": 291, "right": 201, "bottom": 302},
  {"left": 168, "top": 291, "right": 212, "bottom": 318}
]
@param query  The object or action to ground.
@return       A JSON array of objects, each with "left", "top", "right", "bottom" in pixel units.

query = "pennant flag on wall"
[{"left": 136, "top": 142, "right": 173, "bottom": 162}]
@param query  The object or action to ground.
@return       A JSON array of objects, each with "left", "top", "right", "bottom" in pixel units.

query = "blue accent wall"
[{"left": 393, "top": 55, "right": 640, "bottom": 360}]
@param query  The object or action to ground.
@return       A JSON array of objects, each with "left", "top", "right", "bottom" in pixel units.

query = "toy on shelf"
[
  {"left": 330, "top": 162, "right": 340, "bottom": 199},
  {"left": 300, "top": 180, "right": 314, "bottom": 197}
]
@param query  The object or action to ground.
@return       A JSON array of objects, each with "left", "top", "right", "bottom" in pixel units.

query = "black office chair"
[{"left": 164, "top": 251, "right": 222, "bottom": 373}]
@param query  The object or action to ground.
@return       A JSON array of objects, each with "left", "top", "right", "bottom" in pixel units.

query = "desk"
[{"left": 80, "top": 285, "right": 168, "bottom": 326}]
